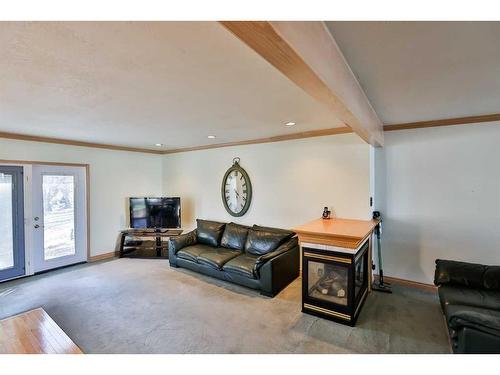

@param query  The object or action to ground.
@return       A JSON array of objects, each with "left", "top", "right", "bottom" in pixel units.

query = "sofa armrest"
[
  {"left": 454, "top": 326, "right": 500, "bottom": 354},
  {"left": 169, "top": 229, "right": 197, "bottom": 255},
  {"left": 434, "top": 259, "right": 486, "bottom": 288},
  {"left": 447, "top": 304, "right": 500, "bottom": 338},
  {"left": 257, "top": 238, "right": 299, "bottom": 297},
  {"left": 255, "top": 237, "right": 299, "bottom": 271}
]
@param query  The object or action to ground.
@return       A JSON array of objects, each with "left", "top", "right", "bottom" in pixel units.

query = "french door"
[
  {"left": 32, "top": 165, "right": 87, "bottom": 272},
  {"left": 0, "top": 166, "right": 25, "bottom": 282}
]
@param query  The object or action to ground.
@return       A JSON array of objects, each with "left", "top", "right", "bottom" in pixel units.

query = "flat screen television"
[{"left": 129, "top": 197, "right": 181, "bottom": 229}]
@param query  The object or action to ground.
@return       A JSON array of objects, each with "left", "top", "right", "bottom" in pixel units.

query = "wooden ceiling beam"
[{"left": 220, "top": 21, "right": 384, "bottom": 147}]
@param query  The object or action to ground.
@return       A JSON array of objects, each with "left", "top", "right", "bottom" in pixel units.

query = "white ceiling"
[
  {"left": 2, "top": 22, "right": 499, "bottom": 151},
  {"left": 0, "top": 22, "right": 344, "bottom": 151},
  {"left": 326, "top": 22, "right": 500, "bottom": 124}
]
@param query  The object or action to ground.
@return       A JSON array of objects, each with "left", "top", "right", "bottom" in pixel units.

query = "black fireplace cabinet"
[{"left": 302, "top": 239, "right": 369, "bottom": 326}]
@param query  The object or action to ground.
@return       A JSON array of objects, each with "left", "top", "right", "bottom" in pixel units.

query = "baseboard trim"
[
  {"left": 374, "top": 275, "right": 437, "bottom": 293},
  {"left": 89, "top": 251, "right": 116, "bottom": 262}
]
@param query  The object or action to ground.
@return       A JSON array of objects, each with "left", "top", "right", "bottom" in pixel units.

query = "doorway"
[
  {"left": 31, "top": 165, "right": 88, "bottom": 273},
  {"left": 0, "top": 166, "right": 25, "bottom": 282}
]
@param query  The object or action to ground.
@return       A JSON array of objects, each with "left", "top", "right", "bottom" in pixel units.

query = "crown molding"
[
  {"left": 384, "top": 113, "right": 500, "bottom": 132},
  {"left": 0, "top": 131, "right": 164, "bottom": 155},
  {"left": 2, "top": 113, "right": 500, "bottom": 156},
  {"left": 163, "top": 127, "right": 353, "bottom": 154}
]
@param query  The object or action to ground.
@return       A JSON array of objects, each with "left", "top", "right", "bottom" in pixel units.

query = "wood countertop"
[{"left": 293, "top": 217, "right": 379, "bottom": 249}]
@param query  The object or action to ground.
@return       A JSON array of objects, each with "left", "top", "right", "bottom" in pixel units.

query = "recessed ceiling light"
[
  {"left": 207, "top": 135, "right": 216, "bottom": 139},
  {"left": 285, "top": 121, "right": 296, "bottom": 126},
  {"left": 154, "top": 143, "right": 163, "bottom": 147}
]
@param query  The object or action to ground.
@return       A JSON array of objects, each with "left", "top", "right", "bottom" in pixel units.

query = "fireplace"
[{"left": 302, "top": 239, "right": 369, "bottom": 326}]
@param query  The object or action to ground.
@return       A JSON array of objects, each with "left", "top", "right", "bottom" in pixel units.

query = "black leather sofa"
[
  {"left": 169, "top": 219, "right": 300, "bottom": 297},
  {"left": 434, "top": 259, "right": 500, "bottom": 353}
]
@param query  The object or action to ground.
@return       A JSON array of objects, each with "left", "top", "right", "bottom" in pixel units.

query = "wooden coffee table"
[{"left": 0, "top": 308, "right": 83, "bottom": 354}]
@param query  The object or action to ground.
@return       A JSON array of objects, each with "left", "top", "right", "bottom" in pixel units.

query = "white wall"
[
  {"left": 0, "top": 139, "right": 162, "bottom": 256},
  {"left": 6, "top": 122, "right": 498, "bottom": 284},
  {"left": 162, "top": 133, "right": 371, "bottom": 231},
  {"left": 375, "top": 122, "right": 500, "bottom": 284}
]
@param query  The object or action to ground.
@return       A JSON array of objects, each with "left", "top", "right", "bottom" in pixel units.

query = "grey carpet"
[{"left": 0, "top": 258, "right": 450, "bottom": 353}]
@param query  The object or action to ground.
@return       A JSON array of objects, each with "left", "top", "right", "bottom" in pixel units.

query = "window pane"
[
  {"left": 42, "top": 175, "right": 75, "bottom": 260},
  {"left": 0, "top": 173, "right": 14, "bottom": 270}
]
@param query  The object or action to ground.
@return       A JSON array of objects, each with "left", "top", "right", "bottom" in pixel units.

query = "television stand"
[{"left": 118, "top": 228, "right": 183, "bottom": 259}]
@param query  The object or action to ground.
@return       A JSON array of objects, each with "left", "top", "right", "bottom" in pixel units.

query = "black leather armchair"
[
  {"left": 169, "top": 220, "right": 300, "bottom": 297},
  {"left": 434, "top": 259, "right": 500, "bottom": 353}
]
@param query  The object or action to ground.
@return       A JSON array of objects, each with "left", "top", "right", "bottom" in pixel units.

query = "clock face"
[{"left": 222, "top": 164, "right": 252, "bottom": 216}]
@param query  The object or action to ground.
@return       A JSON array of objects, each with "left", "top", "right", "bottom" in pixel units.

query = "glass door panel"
[
  {"left": 42, "top": 175, "right": 76, "bottom": 260},
  {"left": 32, "top": 165, "right": 87, "bottom": 273},
  {"left": 0, "top": 173, "right": 14, "bottom": 270},
  {"left": 0, "top": 166, "right": 25, "bottom": 282},
  {"left": 354, "top": 251, "right": 367, "bottom": 300}
]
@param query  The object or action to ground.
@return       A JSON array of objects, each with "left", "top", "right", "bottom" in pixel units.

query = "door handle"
[{"left": 34, "top": 224, "right": 40, "bottom": 228}]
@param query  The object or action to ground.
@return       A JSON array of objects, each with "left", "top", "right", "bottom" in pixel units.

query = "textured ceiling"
[
  {"left": 0, "top": 22, "right": 344, "bottom": 151},
  {"left": 326, "top": 21, "right": 500, "bottom": 124},
  {"left": 3, "top": 21, "right": 498, "bottom": 151}
]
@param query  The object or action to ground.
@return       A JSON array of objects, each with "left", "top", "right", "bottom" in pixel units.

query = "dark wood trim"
[
  {"left": 89, "top": 251, "right": 116, "bottom": 262},
  {"left": 374, "top": 274, "right": 437, "bottom": 293},
  {"left": 0, "top": 131, "right": 164, "bottom": 155},
  {"left": 0, "top": 159, "right": 89, "bottom": 167},
  {"left": 384, "top": 113, "right": 500, "bottom": 132}
]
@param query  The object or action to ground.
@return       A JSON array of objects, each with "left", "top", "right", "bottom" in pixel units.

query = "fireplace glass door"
[
  {"left": 307, "top": 260, "right": 348, "bottom": 306},
  {"left": 354, "top": 251, "right": 368, "bottom": 302}
]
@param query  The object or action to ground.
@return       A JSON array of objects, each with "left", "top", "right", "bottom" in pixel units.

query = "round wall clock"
[{"left": 221, "top": 157, "right": 252, "bottom": 217}]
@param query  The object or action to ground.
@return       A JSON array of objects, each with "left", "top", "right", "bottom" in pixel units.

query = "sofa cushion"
[
  {"left": 196, "top": 219, "right": 226, "bottom": 247},
  {"left": 177, "top": 244, "right": 214, "bottom": 263},
  {"left": 483, "top": 266, "right": 500, "bottom": 291},
  {"left": 445, "top": 304, "right": 500, "bottom": 337},
  {"left": 252, "top": 225, "right": 295, "bottom": 239},
  {"left": 434, "top": 259, "right": 486, "bottom": 289},
  {"left": 197, "top": 248, "right": 241, "bottom": 270},
  {"left": 439, "top": 285, "right": 500, "bottom": 312},
  {"left": 223, "top": 253, "right": 259, "bottom": 279},
  {"left": 220, "top": 222, "right": 250, "bottom": 251},
  {"left": 244, "top": 228, "right": 292, "bottom": 256}
]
